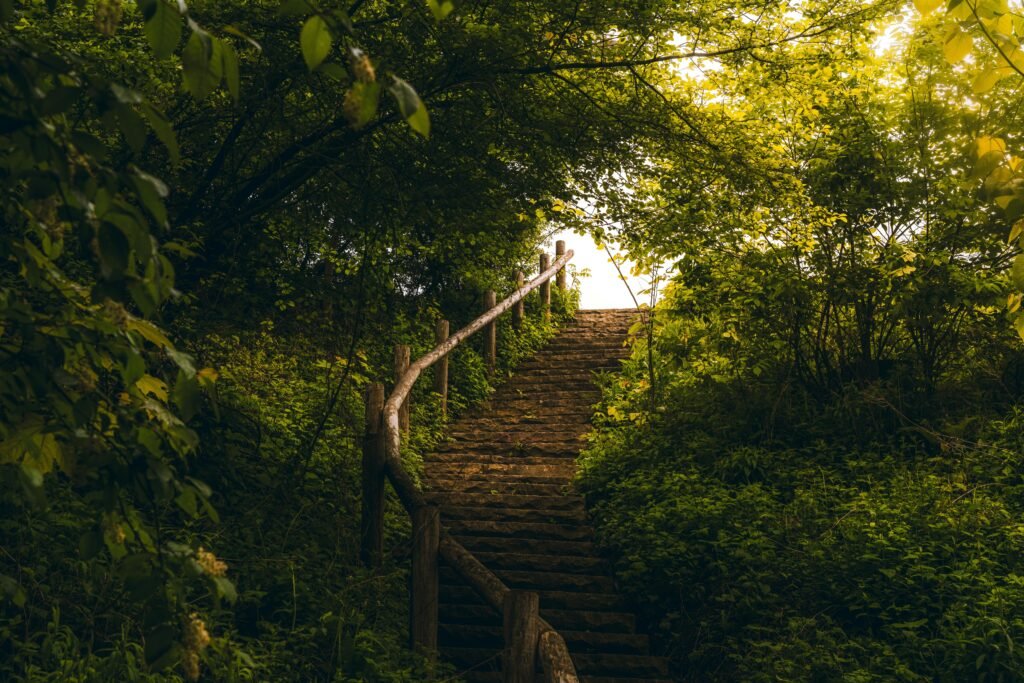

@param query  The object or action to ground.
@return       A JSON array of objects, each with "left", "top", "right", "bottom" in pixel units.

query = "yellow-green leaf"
[
  {"left": 426, "top": 0, "right": 455, "bottom": 20},
  {"left": 300, "top": 15, "right": 331, "bottom": 71},
  {"left": 136, "top": 375, "right": 169, "bottom": 401},
  {"left": 944, "top": 27, "right": 973, "bottom": 63},
  {"left": 973, "top": 69, "right": 1001, "bottom": 94},
  {"left": 1012, "top": 253, "right": 1024, "bottom": 290},
  {"left": 913, "top": 0, "right": 942, "bottom": 14},
  {"left": 126, "top": 318, "right": 174, "bottom": 348},
  {"left": 1010, "top": 219, "right": 1024, "bottom": 245},
  {"left": 388, "top": 76, "right": 430, "bottom": 138}
]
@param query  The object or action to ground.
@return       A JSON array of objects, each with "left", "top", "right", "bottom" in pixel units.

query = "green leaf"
[
  {"left": 142, "top": 0, "right": 181, "bottom": 60},
  {"left": 182, "top": 30, "right": 222, "bottom": 100},
  {"left": 98, "top": 223, "right": 130, "bottom": 278},
  {"left": 943, "top": 27, "right": 972, "bottom": 64},
  {"left": 427, "top": 0, "right": 455, "bottom": 20},
  {"left": 913, "top": 0, "right": 942, "bottom": 13},
  {"left": 1011, "top": 253, "right": 1024, "bottom": 290},
  {"left": 130, "top": 171, "right": 169, "bottom": 229},
  {"left": 388, "top": 76, "right": 430, "bottom": 138},
  {"left": 173, "top": 371, "right": 200, "bottom": 421},
  {"left": 114, "top": 105, "right": 147, "bottom": 152},
  {"left": 972, "top": 68, "right": 1001, "bottom": 94},
  {"left": 141, "top": 103, "right": 180, "bottom": 164},
  {"left": 277, "top": 0, "right": 311, "bottom": 16},
  {"left": 213, "top": 576, "right": 237, "bottom": 602},
  {"left": 221, "top": 40, "right": 240, "bottom": 100},
  {"left": 300, "top": 15, "right": 332, "bottom": 71}
]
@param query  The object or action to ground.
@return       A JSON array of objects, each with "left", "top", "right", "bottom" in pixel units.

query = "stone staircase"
[{"left": 424, "top": 309, "right": 671, "bottom": 683}]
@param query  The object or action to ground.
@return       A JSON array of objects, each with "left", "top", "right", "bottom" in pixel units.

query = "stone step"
[
  {"left": 439, "top": 624, "right": 649, "bottom": 655},
  {"left": 456, "top": 673, "right": 672, "bottom": 683},
  {"left": 488, "top": 390, "right": 602, "bottom": 402},
  {"left": 425, "top": 452, "right": 583, "bottom": 465},
  {"left": 500, "top": 379, "right": 599, "bottom": 391},
  {"left": 440, "top": 566, "right": 614, "bottom": 593},
  {"left": 436, "top": 433, "right": 586, "bottom": 449},
  {"left": 515, "top": 360, "right": 625, "bottom": 371},
  {"left": 451, "top": 534, "right": 595, "bottom": 557},
  {"left": 449, "top": 415, "right": 592, "bottom": 431},
  {"left": 428, "top": 458, "right": 581, "bottom": 475},
  {"left": 424, "top": 492, "right": 583, "bottom": 511},
  {"left": 440, "top": 505, "right": 587, "bottom": 524},
  {"left": 427, "top": 479, "right": 569, "bottom": 496},
  {"left": 440, "top": 648, "right": 669, "bottom": 678},
  {"left": 469, "top": 550, "right": 606, "bottom": 573},
  {"left": 426, "top": 471, "right": 570, "bottom": 486},
  {"left": 441, "top": 584, "right": 627, "bottom": 611},
  {"left": 573, "top": 654, "right": 670, "bottom": 678},
  {"left": 443, "top": 519, "right": 592, "bottom": 542},
  {"left": 520, "top": 356, "right": 630, "bottom": 366},
  {"left": 439, "top": 603, "right": 636, "bottom": 634},
  {"left": 431, "top": 442, "right": 584, "bottom": 457},
  {"left": 481, "top": 405, "right": 595, "bottom": 419}
]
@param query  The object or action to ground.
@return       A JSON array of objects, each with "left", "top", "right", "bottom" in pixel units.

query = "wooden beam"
[
  {"left": 360, "top": 382, "right": 385, "bottom": 568},
  {"left": 504, "top": 591, "right": 540, "bottom": 683},
  {"left": 434, "top": 320, "right": 449, "bottom": 418},
  {"left": 512, "top": 271, "right": 525, "bottom": 330},
  {"left": 540, "top": 253, "right": 551, "bottom": 322},
  {"left": 411, "top": 506, "right": 440, "bottom": 654},
  {"left": 394, "top": 344, "right": 411, "bottom": 435},
  {"left": 484, "top": 290, "right": 497, "bottom": 376},
  {"left": 555, "top": 240, "right": 567, "bottom": 292}
]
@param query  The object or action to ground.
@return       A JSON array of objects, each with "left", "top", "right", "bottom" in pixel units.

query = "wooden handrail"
[{"left": 379, "top": 248, "right": 578, "bottom": 682}]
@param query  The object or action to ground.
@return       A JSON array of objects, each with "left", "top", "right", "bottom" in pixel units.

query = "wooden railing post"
[
  {"left": 394, "top": 344, "right": 411, "bottom": 435},
  {"left": 484, "top": 290, "right": 497, "bottom": 376},
  {"left": 539, "top": 253, "right": 551, "bottom": 322},
  {"left": 512, "top": 271, "right": 525, "bottom": 330},
  {"left": 411, "top": 506, "right": 440, "bottom": 654},
  {"left": 360, "top": 382, "right": 385, "bottom": 568},
  {"left": 503, "top": 591, "right": 540, "bottom": 683},
  {"left": 555, "top": 240, "right": 567, "bottom": 293},
  {"left": 434, "top": 320, "right": 449, "bottom": 418}
]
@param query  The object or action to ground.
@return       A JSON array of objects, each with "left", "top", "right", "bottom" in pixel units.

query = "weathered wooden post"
[
  {"left": 539, "top": 253, "right": 551, "bottom": 322},
  {"left": 360, "top": 382, "right": 385, "bottom": 567},
  {"left": 411, "top": 505, "right": 440, "bottom": 653},
  {"left": 555, "top": 240, "right": 567, "bottom": 292},
  {"left": 512, "top": 271, "right": 525, "bottom": 330},
  {"left": 394, "top": 344, "right": 410, "bottom": 435},
  {"left": 484, "top": 290, "right": 497, "bottom": 376},
  {"left": 503, "top": 591, "right": 540, "bottom": 683},
  {"left": 434, "top": 320, "right": 449, "bottom": 418}
]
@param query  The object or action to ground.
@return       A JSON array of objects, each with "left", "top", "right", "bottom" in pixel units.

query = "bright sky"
[{"left": 545, "top": 228, "right": 648, "bottom": 310}]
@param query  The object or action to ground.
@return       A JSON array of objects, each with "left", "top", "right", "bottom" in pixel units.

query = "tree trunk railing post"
[
  {"left": 555, "top": 240, "right": 566, "bottom": 294},
  {"left": 504, "top": 590, "right": 540, "bottom": 683},
  {"left": 539, "top": 253, "right": 551, "bottom": 322},
  {"left": 484, "top": 290, "right": 497, "bottom": 376},
  {"left": 379, "top": 248, "right": 576, "bottom": 679},
  {"left": 434, "top": 320, "right": 449, "bottom": 418},
  {"left": 360, "top": 382, "right": 385, "bottom": 568},
  {"left": 411, "top": 505, "right": 441, "bottom": 654},
  {"left": 394, "top": 344, "right": 411, "bottom": 436},
  {"left": 512, "top": 271, "right": 525, "bottom": 330}
]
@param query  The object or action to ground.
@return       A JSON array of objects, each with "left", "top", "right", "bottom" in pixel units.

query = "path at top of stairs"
[{"left": 425, "top": 309, "right": 672, "bottom": 683}]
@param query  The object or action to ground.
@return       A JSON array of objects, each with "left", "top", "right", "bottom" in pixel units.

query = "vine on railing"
[{"left": 360, "top": 242, "right": 579, "bottom": 682}]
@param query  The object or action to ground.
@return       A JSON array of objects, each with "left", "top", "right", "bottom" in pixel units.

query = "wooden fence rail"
[{"left": 361, "top": 244, "right": 578, "bottom": 683}]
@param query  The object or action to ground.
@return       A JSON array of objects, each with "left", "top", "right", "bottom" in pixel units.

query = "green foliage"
[
  {"left": 582, "top": 362, "right": 1024, "bottom": 680},
  {"left": 0, "top": 28, "right": 229, "bottom": 681}
]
